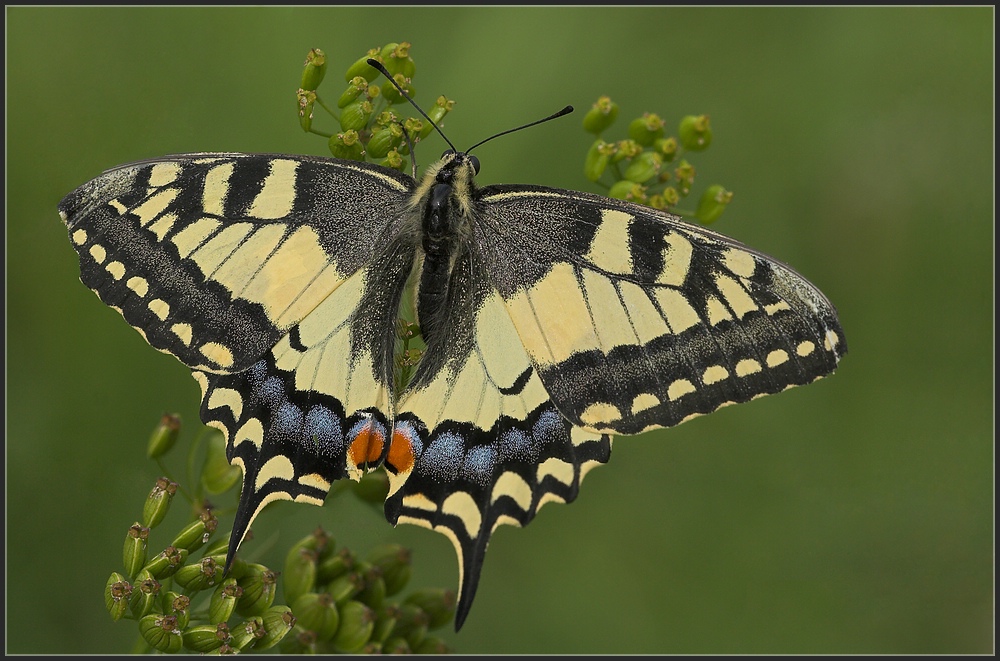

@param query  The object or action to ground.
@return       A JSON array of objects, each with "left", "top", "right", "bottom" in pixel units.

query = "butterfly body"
[{"left": 60, "top": 147, "right": 845, "bottom": 629}]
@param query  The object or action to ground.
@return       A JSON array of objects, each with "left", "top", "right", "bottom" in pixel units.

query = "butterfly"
[{"left": 58, "top": 66, "right": 846, "bottom": 631}]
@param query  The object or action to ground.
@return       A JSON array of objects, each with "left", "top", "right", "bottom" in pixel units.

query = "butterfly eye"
[
  {"left": 469, "top": 155, "right": 481, "bottom": 174},
  {"left": 441, "top": 149, "right": 456, "bottom": 159}
]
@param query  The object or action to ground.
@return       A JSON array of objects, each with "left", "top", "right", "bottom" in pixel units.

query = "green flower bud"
[
  {"left": 403, "top": 587, "right": 457, "bottom": 630},
  {"left": 326, "top": 571, "right": 364, "bottom": 605},
  {"left": 254, "top": 606, "right": 297, "bottom": 651},
  {"left": 201, "top": 432, "right": 240, "bottom": 495},
  {"left": 647, "top": 194, "right": 667, "bottom": 210},
  {"left": 208, "top": 577, "right": 244, "bottom": 624},
  {"left": 345, "top": 48, "right": 382, "bottom": 83},
  {"left": 390, "top": 603, "right": 429, "bottom": 649},
  {"left": 123, "top": 523, "right": 149, "bottom": 579},
  {"left": 377, "top": 151, "right": 407, "bottom": 173},
  {"left": 174, "top": 555, "right": 223, "bottom": 592},
  {"left": 142, "top": 477, "right": 177, "bottom": 529},
  {"left": 382, "top": 636, "right": 412, "bottom": 654},
  {"left": 353, "top": 469, "right": 390, "bottom": 504},
  {"left": 612, "top": 139, "right": 643, "bottom": 163},
  {"left": 279, "top": 628, "right": 318, "bottom": 654},
  {"left": 422, "top": 96, "right": 455, "bottom": 139},
  {"left": 147, "top": 413, "right": 180, "bottom": 459},
  {"left": 355, "top": 562, "right": 387, "bottom": 610},
  {"left": 673, "top": 159, "right": 695, "bottom": 196},
  {"left": 366, "top": 544, "right": 411, "bottom": 596},
  {"left": 381, "top": 41, "right": 415, "bottom": 79},
  {"left": 366, "top": 124, "right": 403, "bottom": 160},
  {"left": 415, "top": 635, "right": 451, "bottom": 654},
  {"left": 292, "top": 592, "right": 340, "bottom": 641},
  {"left": 283, "top": 547, "right": 317, "bottom": 606},
  {"left": 609, "top": 180, "right": 647, "bottom": 203},
  {"left": 337, "top": 77, "right": 368, "bottom": 109},
  {"left": 171, "top": 508, "right": 218, "bottom": 552},
  {"left": 679, "top": 114, "right": 712, "bottom": 151},
  {"left": 400, "top": 117, "right": 423, "bottom": 151},
  {"left": 163, "top": 591, "right": 191, "bottom": 629},
  {"left": 328, "top": 131, "right": 365, "bottom": 161},
  {"left": 300, "top": 48, "right": 327, "bottom": 92},
  {"left": 182, "top": 623, "right": 229, "bottom": 653},
  {"left": 340, "top": 99, "right": 374, "bottom": 132},
  {"left": 372, "top": 603, "right": 402, "bottom": 644},
  {"left": 695, "top": 185, "right": 734, "bottom": 224},
  {"left": 236, "top": 564, "right": 278, "bottom": 616},
  {"left": 623, "top": 150, "right": 664, "bottom": 184},
  {"left": 229, "top": 616, "right": 266, "bottom": 651},
  {"left": 662, "top": 186, "right": 681, "bottom": 207},
  {"left": 628, "top": 113, "right": 665, "bottom": 147},
  {"left": 297, "top": 89, "right": 316, "bottom": 133},
  {"left": 139, "top": 614, "right": 183, "bottom": 654},
  {"left": 584, "top": 140, "right": 614, "bottom": 182},
  {"left": 381, "top": 74, "right": 415, "bottom": 105},
  {"left": 144, "top": 545, "right": 187, "bottom": 580},
  {"left": 129, "top": 570, "right": 161, "bottom": 619},
  {"left": 317, "top": 547, "right": 356, "bottom": 584},
  {"left": 654, "top": 136, "right": 678, "bottom": 162},
  {"left": 582, "top": 96, "right": 619, "bottom": 134},
  {"left": 331, "top": 600, "right": 376, "bottom": 653},
  {"left": 105, "top": 573, "right": 132, "bottom": 621}
]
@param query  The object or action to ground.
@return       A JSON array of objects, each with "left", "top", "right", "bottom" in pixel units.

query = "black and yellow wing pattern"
[{"left": 59, "top": 147, "right": 846, "bottom": 629}]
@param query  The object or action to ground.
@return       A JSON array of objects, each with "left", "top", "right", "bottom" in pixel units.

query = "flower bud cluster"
[
  {"left": 296, "top": 42, "right": 454, "bottom": 174},
  {"left": 583, "top": 97, "right": 732, "bottom": 224}
]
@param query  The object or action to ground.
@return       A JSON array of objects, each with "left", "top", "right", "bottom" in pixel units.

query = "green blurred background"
[{"left": 6, "top": 6, "right": 993, "bottom": 654}]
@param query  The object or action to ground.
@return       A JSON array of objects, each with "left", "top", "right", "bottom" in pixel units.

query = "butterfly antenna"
[
  {"left": 368, "top": 58, "right": 458, "bottom": 153},
  {"left": 398, "top": 122, "right": 419, "bottom": 178},
  {"left": 465, "top": 105, "right": 574, "bottom": 154}
]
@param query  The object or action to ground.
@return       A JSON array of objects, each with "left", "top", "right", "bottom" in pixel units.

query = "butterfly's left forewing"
[{"left": 59, "top": 153, "right": 418, "bottom": 557}]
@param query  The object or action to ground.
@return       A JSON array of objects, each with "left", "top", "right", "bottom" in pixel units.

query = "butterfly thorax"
[{"left": 413, "top": 152, "right": 480, "bottom": 347}]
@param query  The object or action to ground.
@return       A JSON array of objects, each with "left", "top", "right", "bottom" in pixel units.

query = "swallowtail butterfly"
[{"left": 58, "top": 64, "right": 846, "bottom": 630}]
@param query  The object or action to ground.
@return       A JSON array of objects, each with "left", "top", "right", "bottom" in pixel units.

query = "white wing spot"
[
  {"left": 735, "top": 358, "right": 762, "bottom": 376},
  {"left": 702, "top": 365, "right": 729, "bottom": 385},
  {"left": 105, "top": 261, "right": 126, "bottom": 280},
  {"left": 796, "top": 340, "right": 816, "bottom": 357},
  {"left": 126, "top": 276, "right": 149, "bottom": 297},
  {"left": 630, "top": 392, "right": 660, "bottom": 414},
  {"left": 171, "top": 323, "right": 193, "bottom": 346},
  {"left": 72, "top": 229, "right": 87, "bottom": 245},
  {"left": 579, "top": 401, "right": 621, "bottom": 426},
  {"left": 88, "top": 244, "right": 106, "bottom": 264},
  {"left": 766, "top": 349, "right": 789, "bottom": 367},
  {"left": 667, "top": 378, "right": 696, "bottom": 401},
  {"left": 200, "top": 342, "right": 234, "bottom": 368},
  {"left": 148, "top": 298, "right": 170, "bottom": 321}
]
